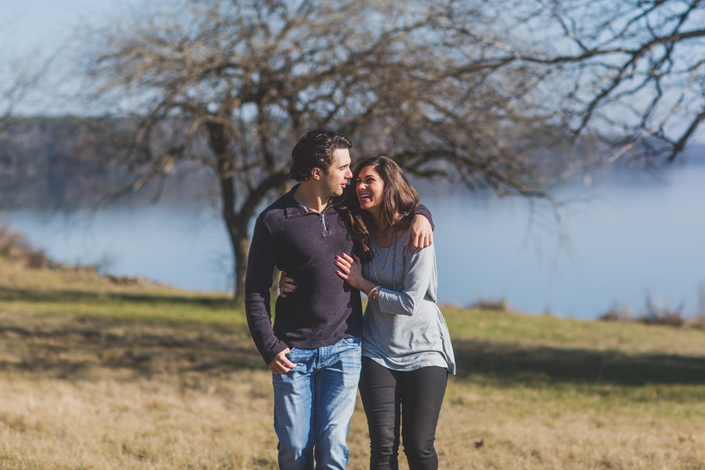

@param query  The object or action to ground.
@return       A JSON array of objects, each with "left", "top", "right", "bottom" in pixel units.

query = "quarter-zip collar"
[{"left": 284, "top": 183, "right": 348, "bottom": 219}]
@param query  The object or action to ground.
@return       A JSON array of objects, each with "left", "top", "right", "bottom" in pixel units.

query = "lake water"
[{"left": 3, "top": 165, "right": 705, "bottom": 320}]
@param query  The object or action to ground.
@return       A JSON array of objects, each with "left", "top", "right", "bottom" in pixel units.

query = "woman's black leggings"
[{"left": 358, "top": 357, "right": 448, "bottom": 470}]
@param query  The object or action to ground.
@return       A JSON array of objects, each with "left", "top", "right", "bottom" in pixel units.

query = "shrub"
[
  {"left": 638, "top": 295, "right": 684, "bottom": 327},
  {"left": 470, "top": 298, "right": 511, "bottom": 312},
  {"left": 0, "top": 224, "right": 47, "bottom": 269},
  {"left": 599, "top": 305, "right": 632, "bottom": 322},
  {"left": 684, "top": 314, "right": 705, "bottom": 331}
]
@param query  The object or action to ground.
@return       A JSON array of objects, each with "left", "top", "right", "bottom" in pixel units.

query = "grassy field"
[{"left": 1, "top": 259, "right": 704, "bottom": 469}]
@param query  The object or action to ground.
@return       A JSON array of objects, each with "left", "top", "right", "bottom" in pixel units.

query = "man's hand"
[
  {"left": 278, "top": 272, "right": 297, "bottom": 298},
  {"left": 405, "top": 214, "right": 433, "bottom": 251},
  {"left": 269, "top": 348, "right": 296, "bottom": 374}
]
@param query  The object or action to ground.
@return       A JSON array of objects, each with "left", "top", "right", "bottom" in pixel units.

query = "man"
[{"left": 245, "top": 129, "right": 433, "bottom": 470}]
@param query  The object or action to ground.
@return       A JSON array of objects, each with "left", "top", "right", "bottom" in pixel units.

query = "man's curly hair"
[{"left": 289, "top": 130, "right": 352, "bottom": 182}]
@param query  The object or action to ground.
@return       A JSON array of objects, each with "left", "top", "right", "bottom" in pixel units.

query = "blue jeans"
[{"left": 272, "top": 337, "right": 362, "bottom": 470}]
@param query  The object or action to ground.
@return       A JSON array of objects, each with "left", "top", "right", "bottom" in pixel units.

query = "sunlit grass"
[
  {"left": 0, "top": 258, "right": 246, "bottom": 326},
  {"left": 1, "top": 296, "right": 246, "bottom": 326},
  {"left": 443, "top": 305, "right": 705, "bottom": 355},
  {"left": 1, "top": 259, "right": 704, "bottom": 469}
]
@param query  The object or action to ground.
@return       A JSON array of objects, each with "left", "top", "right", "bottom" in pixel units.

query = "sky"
[
  {"left": 0, "top": 0, "right": 144, "bottom": 115},
  {"left": 0, "top": 1, "right": 139, "bottom": 56},
  {"left": 2, "top": 1, "right": 101, "bottom": 55}
]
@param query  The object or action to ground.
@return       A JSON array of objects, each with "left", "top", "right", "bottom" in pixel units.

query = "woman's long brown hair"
[{"left": 345, "top": 156, "right": 420, "bottom": 262}]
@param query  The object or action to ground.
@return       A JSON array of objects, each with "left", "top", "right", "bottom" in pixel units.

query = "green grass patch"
[
  {"left": 1, "top": 261, "right": 705, "bottom": 469},
  {"left": 0, "top": 287, "right": 247, "bottom": 327}
]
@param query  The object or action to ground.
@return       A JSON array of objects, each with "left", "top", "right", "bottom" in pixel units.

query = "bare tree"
[
  {"left": 444, "top": 0, "right": 705, "bottom": 164},
  {"left": 0, "top": 63, "right": 36, "bottom": 136},
  {"left": 79, "top": 0, "right": 574, "bottom": 300},
  {"left": 0, "top": 47, "right": 52, "bottom": 203}
]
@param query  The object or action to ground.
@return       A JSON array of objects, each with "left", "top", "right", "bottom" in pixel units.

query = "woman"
[{"left": 282, "top": 156, "right": 455, "bottom": 470}]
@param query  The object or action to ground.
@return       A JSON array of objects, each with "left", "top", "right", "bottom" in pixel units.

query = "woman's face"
[{"left": 356, "top": 166, "right": 384, "bottom": 214}]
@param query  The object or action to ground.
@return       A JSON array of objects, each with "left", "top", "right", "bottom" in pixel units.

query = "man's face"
[{"left": 318, "top": 148, "right": 353, "bottom": 198}]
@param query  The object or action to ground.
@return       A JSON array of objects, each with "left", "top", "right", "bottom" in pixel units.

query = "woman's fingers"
[
  {"left": 336, "top": 270, "right": 349, "bottom": 280},
  {"left": 335, "top": 252, "right": 361, "bottom": 283},
  {"left": 336, "top": 253, "right": 359, "bottom": 272},
  {"left": 335, "top": 261, "right": 351, "bottom": 273},
  {"left": 335, "top": 255, "right": 352, "bottom": 271}
]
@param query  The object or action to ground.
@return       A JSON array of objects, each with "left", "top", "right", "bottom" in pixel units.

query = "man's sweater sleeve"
[
  {"left": 245, "top": 215, "right": 288, "bottom": 365},
  {"left": 413, "top": 204, "right": 434, "bottom": 230}
]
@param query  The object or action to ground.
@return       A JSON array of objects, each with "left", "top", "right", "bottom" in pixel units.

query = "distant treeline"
[
  {"left": 0, "top": 116, "right": 215, "bottom": 208},
  {"left": 2, "top": 115, "right": 704, "bottom": 210}
]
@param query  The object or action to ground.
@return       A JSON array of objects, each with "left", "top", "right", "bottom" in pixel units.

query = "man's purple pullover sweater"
[{"left": 245, "top": 185, "right": 433, "bottom": 365}]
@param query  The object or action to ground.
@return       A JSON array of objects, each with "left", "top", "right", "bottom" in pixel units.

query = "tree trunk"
[
  {"left": 217, "top": 177, "right": 247, "bottom": 300},
  {"left": 231, "top": 220, "right": 250, "bottom": 302},
  {"left": 206, "top": 121, "right": 247, "bottom": 300},
  {"left": 206, "top": 120, "right": 291, "bottom": 301}
]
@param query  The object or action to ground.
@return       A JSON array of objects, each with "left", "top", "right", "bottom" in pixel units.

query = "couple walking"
[{"left": 245, "top": 130, "right": 456, "bottom": 470}]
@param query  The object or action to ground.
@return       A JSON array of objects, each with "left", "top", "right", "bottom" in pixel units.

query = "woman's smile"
[{"left": 356, "top": 167, "right": 384, "bottom": 212}]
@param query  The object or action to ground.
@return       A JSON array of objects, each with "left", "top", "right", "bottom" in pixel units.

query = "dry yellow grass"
[{"left": 1, "top": 259, "right": 705, "bottom": 469}]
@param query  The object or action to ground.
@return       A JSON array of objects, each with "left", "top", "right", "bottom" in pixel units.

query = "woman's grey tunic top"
[{"left": 362, "top": 232, "right": 456, "bottom": 374}]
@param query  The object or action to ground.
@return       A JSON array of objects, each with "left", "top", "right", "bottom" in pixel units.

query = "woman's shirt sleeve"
[{"left": 377, "top": 245, "right": 435, "bottom": 316}]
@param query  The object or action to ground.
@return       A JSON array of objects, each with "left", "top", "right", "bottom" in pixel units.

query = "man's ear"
[{"left": 311, "top": 167, "right": 321, "bottom": 181}]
